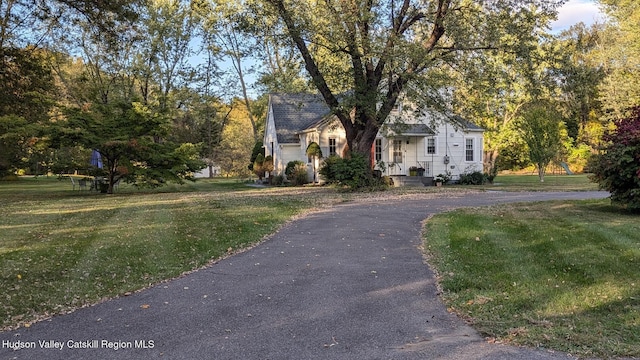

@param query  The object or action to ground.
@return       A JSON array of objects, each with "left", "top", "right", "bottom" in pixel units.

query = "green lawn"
[
  {"left": 477, "top": 174, "right": 599, "bottom": 192},
  {"left": 424, "top": 200, "right": 640, "bottom": 358},
  {"left": 0, "top": 177, "right": 340, "bottom": 330}
]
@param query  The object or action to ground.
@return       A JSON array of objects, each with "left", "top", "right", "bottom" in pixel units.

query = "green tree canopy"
[
  {"left": 259, "top": 0, "right": 562, "bottom": 171},
  {"left": 519, "top": 101, "right": 564, "bottom": 182},
  {"left": 593, "top": 0, "right": 640, "bottom": 120},
  {"left": 0, "top": 47, "right": 55, "bottom": 176},
  {"left": 55, "top": 101, "right": 204, "bottom": 193}
]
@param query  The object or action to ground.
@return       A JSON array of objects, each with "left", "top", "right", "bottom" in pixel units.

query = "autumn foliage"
[{"left": 589, "top": 106, "right": 640, "bottom": 209}]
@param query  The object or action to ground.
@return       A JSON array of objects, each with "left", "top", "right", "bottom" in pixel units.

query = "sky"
[{"left": 551, "top": 0, "right": 606, "bottom": 32}]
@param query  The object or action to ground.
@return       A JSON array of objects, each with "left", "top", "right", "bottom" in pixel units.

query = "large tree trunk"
[
  {"left": 484, "top": 148, "right": 499, "bottom": 174},
  {"left": 349, "top": 120, "right": 380, "bottom": 169},
  {"left": 537, "top": 164, "right": 546, "bottom": 182}
]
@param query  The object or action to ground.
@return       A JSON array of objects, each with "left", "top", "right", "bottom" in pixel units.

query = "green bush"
[
  {"left": 318, "top": 155, "right": 340, "bottom": 182},
  {"left": 458, "top": 171, "right": 487, "bottom": 185},
  {"left": 285, "top": 160, "right": 308, "bottom": 186},
  {"left": 248, "top": 141, "right": 264, "bottom": 171},
  {"left": 285, "top": 160, "right": 304, "bottom": 178},
  {"left": 271, "top": 174, "right": 285, "bottom": 186},
  {"left": 380, "top": 176, "right": 394, "bottom": 187},
  {"left": 253, "top": 153, "right": 266, "bottom": 179},
  {"left": 319, "top": 152, "right": 387, "bottom": 190}
]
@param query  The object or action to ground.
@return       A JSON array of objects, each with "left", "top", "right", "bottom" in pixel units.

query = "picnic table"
[
  {"left": 61, "top": 174, "right": 92, "bottom": 191},
  {"left": 61, "top": 175, "right": 101, "bottom": 191},
  {"left": 61, "top": 174, "right": 119, "bottom": 193}
]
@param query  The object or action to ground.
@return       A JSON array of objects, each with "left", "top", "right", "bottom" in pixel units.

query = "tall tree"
[
  {"left": 0, "top": 47, "right": 55, "bottom": 176},
  {"left": 49, "top": 2, "right": 205, "bottom": 193},
  {"left": 215, "top": 98, "right": 255, "bottom": 176},
  {"left": 594, "top": 0, "right": 640, "bottom": 120},
  {"left": 451, "top": 44, "right": 541, "bottom": 173},
  {"left": 192, "top": 28, "right": 227, "bottom": 178},
  {"left": 134, "top": 0, "right": 201, "bottom": 112},
  {"left": 519, "top": 101, "right": 563, "bottom": 182},
  {"left": 200, "top": 0, "right": 262, "bottom": 140},
  {"left": 260, "top": 0, "right": 562, "bottom": 168},
  {"left": 554, "top": 23, "right": 606, "bottom": 143},
  {"left": 242, "top": 0, "right": 312, "bottom": 93},
  {"left": 0, "top": 0, "right": 138, "bottom": 177}
]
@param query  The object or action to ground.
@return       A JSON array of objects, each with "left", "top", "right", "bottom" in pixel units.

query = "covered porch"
[{"left": 380, "top": 124, "right": 436, "bottom": 184}]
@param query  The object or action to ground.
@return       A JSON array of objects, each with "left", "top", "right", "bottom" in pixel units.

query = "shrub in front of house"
[
  {"left": 253, "top": 153, "right": 266, "bottom": 180},
  {"left": 271, "top": 174, "right": 285, "bottom": 186},
  {"left": 380, "top": 175, "right": 394, "bottom": 187},
  {"left": 458, "top": 171, "right": 487, "bottom": 185},
  {"left": 285, "top": 160, "right": 304, "bottom": 178},
  {"left": 285, "top": 160, "right": 308, "bottom": 186},
  {"left": 319, "top": 153, "right": 388, "bottom": 190},
  {"left": 318, "top": 155, "right": 340, "bottom": 183}
]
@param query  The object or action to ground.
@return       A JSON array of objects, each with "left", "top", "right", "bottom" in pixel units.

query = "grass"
[
  {"left": 0, "top": 177, "right": 343, "bottom": 330},
  {"left": 0, "top": 173, "right": 619, "bottom": 357},
  {"left": 424, "top": 200, "right": 640, "bottom": 358},
  {"left": 476, "top": 174, "right": 599, "bottom": 192}
]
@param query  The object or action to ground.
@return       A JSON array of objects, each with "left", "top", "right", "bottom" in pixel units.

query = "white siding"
[
  {"left": 377, "top": 121, "right": 484, "bottom": 179},
  {"left": 319, "top": 122, "right": 347, "bottom": 158},
  {"left": 279, "top": 145, "right": 300, "bottom": 173},
  {"left": 263, "top": 104, "right": 288, "bottom": 175},
  {"left": 265, "top": 94, "right": 484, "bottom": 182}
]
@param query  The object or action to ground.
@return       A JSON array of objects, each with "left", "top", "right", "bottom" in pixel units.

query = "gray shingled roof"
[
  {"left": 451, "top": 114, "right": 483, "bottom": 131},
  {"left": 269, "top": 93, "right": 483, "bottom": 144},
  {"left": 270, "top": 93, "right": 331, "bottom": 144},
  {"left": 408, "top": 124, "right": 436, "bottom": 135}
]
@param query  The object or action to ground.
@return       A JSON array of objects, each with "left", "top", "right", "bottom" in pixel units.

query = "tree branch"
[{"left": 265, "top": 0, "right": 351, "bottom": 133}]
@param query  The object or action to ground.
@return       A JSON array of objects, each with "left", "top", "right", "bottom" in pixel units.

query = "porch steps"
[{"left": 390, "top": 175, "right": 432, "bottom": 187}]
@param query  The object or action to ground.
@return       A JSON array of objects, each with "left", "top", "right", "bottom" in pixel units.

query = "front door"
[{"left": 389, "top": 139, "right": 405, "bottom": 175}]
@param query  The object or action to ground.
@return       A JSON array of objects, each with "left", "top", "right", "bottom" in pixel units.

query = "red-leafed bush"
[{"left": 589, "top": 107, "right": 640, "bottom": 210}]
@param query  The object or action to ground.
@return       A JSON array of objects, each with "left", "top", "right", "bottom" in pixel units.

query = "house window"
[
  {"left": 375, "top": 139, "right": 382, "bottom": 162},
  {"left": 393, "top": 140, "right": 403, "bottom": 163},
  {"left": 391, "top": 99, "right": 402, "bottom": 114},
  {"left": 329, "top": 138, "right": 337, "bottom": 156},
  {"left": 465, "top": 138, "right": 474, "bottom": 161},
  {"left": 426, "top": 137, "right": 436, "bottom": 155}
]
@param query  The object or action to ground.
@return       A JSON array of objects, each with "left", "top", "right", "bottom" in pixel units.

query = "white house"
[
  {"left": 263, "top": 93, "right": 484, "bottom": 185},
  {"left": 194, "top": 163, "right": 221, "bottom": 178}
]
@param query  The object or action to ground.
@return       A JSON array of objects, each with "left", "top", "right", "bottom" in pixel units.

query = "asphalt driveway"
[{"left": 0, "top": 191, "right": 609, "bottom": 360}]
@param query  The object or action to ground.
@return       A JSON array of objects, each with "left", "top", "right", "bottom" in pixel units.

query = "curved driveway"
[{"left": 0, "top": 191, "right": 608, "bottom": 360}]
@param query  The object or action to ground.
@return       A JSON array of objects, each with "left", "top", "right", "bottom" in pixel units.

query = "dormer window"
[{"left": 392, "top": 100, "right": 402, "bottom": 113}]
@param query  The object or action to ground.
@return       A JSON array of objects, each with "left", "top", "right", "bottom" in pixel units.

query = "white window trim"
[
  {"left": 328, "top": 137, "right": 337, "bottom": 157},
  {"left": 425, "top": 137, "right": 438, "bottom": 156},
  {"left": 464, "top": 137, "right": 475, "bottom": 162}
]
